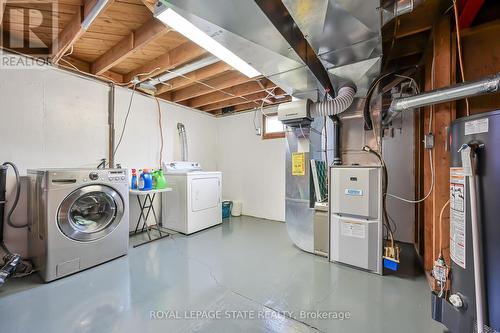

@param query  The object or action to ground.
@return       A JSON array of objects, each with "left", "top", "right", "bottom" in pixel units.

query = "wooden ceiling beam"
[
  {"left": 211, "top": 97, "right": 291, "bottom": 115},
  {"left": 200, "top": 91, "right": 275, "bottom": 112},
  {"left": 52, "top": 0, "right": 115, "bottom": 63},
  {"left": 385, "top": 32, "right": 428, "bottom": 61},
  {"left": 169, "top": 71, "right": 253, "bottom": 103},
  {"left": 184, "top": 79, "right": 276, "bottom": 108},
  {"left": 61, "top": 56, "right": 124, "bottom": 83},
  {"left": 124, "top": 41, "right": 206, "bottom": 84},
  {"left": 91, "top": 18, "right": 167, "bottom": 75},
  {"left": 155, "top": 61, "right": 232, "bottom": 95}
]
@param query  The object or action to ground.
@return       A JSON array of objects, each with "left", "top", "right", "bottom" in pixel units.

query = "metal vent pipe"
[
  {"left": 177, "top": 123, "right": 188, "bottom": 162},
  {"left": 383, "top": 73, "right": 500, "bottom": 125}
]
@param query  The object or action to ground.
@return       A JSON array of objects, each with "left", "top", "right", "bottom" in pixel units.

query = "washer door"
[{"left": 57, "top": 185, "right": 124, "bottom": 242}]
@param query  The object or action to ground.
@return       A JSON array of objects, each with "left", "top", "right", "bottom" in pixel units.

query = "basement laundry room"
[{"left": 0, "top": 1, "right": 499, "bottom": 332}]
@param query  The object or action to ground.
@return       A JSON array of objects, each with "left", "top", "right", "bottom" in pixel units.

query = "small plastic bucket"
[
  {"left": 231, "top": 201, "right": 242, "bottom": 217},
  {"left": 222, "top": 200, "right": 233, "bottom": 219}
]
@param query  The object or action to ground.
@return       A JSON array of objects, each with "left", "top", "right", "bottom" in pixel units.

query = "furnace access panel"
[{"left": 329, "top": 166, "right": 383, "bottom": 275}]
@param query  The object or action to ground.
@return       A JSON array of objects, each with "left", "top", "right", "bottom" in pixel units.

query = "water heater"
[{"left": 432, "top": 110, "right": 500, "bottom": 333}]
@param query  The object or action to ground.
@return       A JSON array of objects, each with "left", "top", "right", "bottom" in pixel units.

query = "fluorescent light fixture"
[
  {"left": 153, "top": 55, "right": 219, "bottom": 83},
  {"left": 155, "top": 7, "right": 261, "bottom": 78},
  {"left": 82, "top": 0, "right": 109, "bottom": 30}
]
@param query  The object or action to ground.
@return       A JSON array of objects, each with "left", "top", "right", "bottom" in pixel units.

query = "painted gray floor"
[{"left": 0, "top": 216, "right": 446, "bottom": 333}]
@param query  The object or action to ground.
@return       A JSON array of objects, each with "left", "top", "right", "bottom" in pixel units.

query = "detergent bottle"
[
  {"left": 139, "top": 169, "right": 153, "bottom": 191},
  {"left": 131, "top": 168, "right": 138, "bottom": 189},
  {"left": 153, "top": 169, "right": 167, "bottom": 189}
]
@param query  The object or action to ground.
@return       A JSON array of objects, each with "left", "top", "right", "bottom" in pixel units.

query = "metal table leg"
[{"left": 130, "top": 192, "right": 171, "bottom": 247}]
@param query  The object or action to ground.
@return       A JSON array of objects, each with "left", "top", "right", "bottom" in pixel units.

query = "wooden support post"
[{"left": 423, "top": 16, "right": 454, "bottom": 272}]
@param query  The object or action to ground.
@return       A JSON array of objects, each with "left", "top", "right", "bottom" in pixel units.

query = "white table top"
[{"left": 129, "top": 188, "right": 173, "bottom": 195}]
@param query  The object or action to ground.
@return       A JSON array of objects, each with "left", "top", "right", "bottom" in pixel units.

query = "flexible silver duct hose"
[
  {"left": 177, "top": 123, "right": 188, "bottom": 162},
  {"left": 310, "top": 86, "right": 356, "bottom": 118}
]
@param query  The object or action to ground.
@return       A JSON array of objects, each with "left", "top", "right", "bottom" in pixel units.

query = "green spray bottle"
[{"left": 152, "top": 169, "right": 167, "bottom": 189}]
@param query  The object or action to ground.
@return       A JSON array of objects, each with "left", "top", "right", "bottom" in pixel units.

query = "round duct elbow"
[{"left": 310, "top": 86, "right": 356, "bottom": 118}]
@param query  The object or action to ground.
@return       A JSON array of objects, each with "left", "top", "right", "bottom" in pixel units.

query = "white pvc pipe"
[{"left": 468, "top": 152, "right": 485, "bottom": 333}]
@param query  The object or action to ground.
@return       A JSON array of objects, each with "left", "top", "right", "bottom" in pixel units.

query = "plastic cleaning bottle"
[
  {"left": 131, "top": 169, "right": 138, "bottom": 189},
  {"left": 153, "top": 169, "right": 167, "bottom": 189},
  {"left": 139, "top": 169, "right": 153, "bottom": 191}
]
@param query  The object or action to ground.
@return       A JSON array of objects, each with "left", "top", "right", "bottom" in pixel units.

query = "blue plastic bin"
[{"left": 222, "top": 201, "right": 233, "bottom": 219}]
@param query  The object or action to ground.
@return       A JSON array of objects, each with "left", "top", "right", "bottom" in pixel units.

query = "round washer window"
[{"left": 58, "top": 185, "right": 124, "bottom": 241}]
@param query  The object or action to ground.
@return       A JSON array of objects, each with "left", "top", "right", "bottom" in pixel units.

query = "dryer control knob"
[{"left": 89, "top": 172, "right": 99, "bottom": 181}]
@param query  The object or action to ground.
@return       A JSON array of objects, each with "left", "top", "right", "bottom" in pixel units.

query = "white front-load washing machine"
[
  {"left": 162, "top": 162, "right": 222, "bottom": 234},
  {"left": 27, "top": 168, "right": 129, "bottom": 282}
]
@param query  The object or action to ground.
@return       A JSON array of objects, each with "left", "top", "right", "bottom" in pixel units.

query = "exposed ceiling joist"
[
  {"left": 52, "top": 0, "right": 115, "bottom": 63},
  {"left": 386, "top": 32, "right": 428, "bottom": 61},
  {"left": 185, "top": 79, "right": 276, "bottom": 108},
  {"left": 200, "top": 90, "right": 283, "bottom": 112},
  {"left": 124, "top": 41, "right": 206, "bottom": 84},
  {"left": 91, "top": 18, "right": 167, "bottom": 75},
  {"left": 155, "top": 61, "right": 232, "bottom": 95},
  {"left": 169, "top": 71, "right": 254, "bottom": 103},
  {"left": 62, "top": 56, "right": 124, "bottom": 83}
]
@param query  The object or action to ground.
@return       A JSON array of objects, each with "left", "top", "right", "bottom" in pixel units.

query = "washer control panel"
[
  {"left": 107, "top": 170, "right": 127, "bottom": 182},
  {"left": 83, "top": 170, "right": 127, "bottom": 183}
]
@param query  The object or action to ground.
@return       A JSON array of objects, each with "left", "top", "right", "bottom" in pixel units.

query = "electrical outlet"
[
  {"left": 255, "top": 128, "right": 262, "bottom": 136},
  {"left": 424, "top": 133, "right": 434, "bottom": 149}
]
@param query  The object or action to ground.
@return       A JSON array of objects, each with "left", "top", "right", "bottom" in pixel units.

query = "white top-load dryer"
[{"left": 162, "top": 162, "right": 222, "bottom": 234}]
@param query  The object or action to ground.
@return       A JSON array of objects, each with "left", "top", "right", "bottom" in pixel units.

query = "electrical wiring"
[
  {"left": 253, "top": 86, "right": 279, "bottom": 133},
  {"left": 260, "top": 87, "right": 279, "bottom": 118},
  {"left": 362, "top": 147, "right": 395, "bottom": 244},
  {"left": 156, "top": 67, "right": 264, "bottom": 107},
  {"left": 155, "top": 97, "right": 165, "bottom": 169},
  {"left": 386, "top": 59, "right": 435, "bottom": 204},
  {"left": 386, "top": 150, "right": 435, "bottom": 203},
  {"left": 113, "top": 84, "right": 137, "bottom": 159},
  {"left": 452, "top": 0, "right": 470, "bottom": 116},
  {"left": 438, "top": 199, "right": 450, "bottom": 256},
  {"left": 59, "top": 58, "right": 131, "bottom": 87}
]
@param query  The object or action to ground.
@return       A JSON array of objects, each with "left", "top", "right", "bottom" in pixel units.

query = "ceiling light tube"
[
  {"left": 154, "top": 55, "right": 219, "bottom": 83},
  {"left": 155, "top": 6, "right": 261, "bottom": 78},
  {"left": 82, "top": 0, "right": 109, "bottom": 30}
]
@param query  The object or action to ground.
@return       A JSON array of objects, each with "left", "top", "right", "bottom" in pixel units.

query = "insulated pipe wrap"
[{"left": 310, "top": 86, "right": 356, "bottom": 118}]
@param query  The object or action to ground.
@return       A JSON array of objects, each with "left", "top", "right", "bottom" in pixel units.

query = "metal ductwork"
[
  {"left": 159, "top": 0, "right": 422, "bottom": 255},
  {"left": 382, "top": 0, "right": 424, "bottom": 25},
  {"left": 329, "top": 115, "right": 342, "bottom": 166},
  {"left": 383, "top": 73, "right": 500, "bottom": 125},
  {"left": 177, "top": 123, "right": 188, "bottom": 162},
  {"left": 159, "top": 0, "right": 421, "bottom": 100}
]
